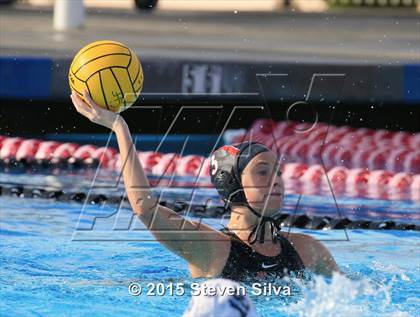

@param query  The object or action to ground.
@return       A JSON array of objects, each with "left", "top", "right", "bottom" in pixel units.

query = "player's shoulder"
[
  {"left": 280, "top": 232, "right": 315, "bottom": 243},
  {"left": 279, "top": 232, "right": 322, "bottom": 251}
]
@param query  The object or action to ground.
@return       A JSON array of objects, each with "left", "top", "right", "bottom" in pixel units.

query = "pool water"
[{"left": 1, "top": 195, "right": 419, "bottom": 317}]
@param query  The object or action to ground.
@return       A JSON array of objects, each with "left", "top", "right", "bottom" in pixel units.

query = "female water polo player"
[{"left": 71, "top": 90, "right": 339, "bottom": 280}]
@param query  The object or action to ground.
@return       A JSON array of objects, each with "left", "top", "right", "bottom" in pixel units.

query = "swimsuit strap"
[
  {"left": 222, "top": 226, "right": 281, "bottom": 253},
  {"left": 275, "top": 234, "right": 306, "bottom": 271},
  {"left": 221, "top": 226, "right": 252, "bottom": 248},
  {"left": 222, "top": 226, "right": 301, "bottom": 261}
]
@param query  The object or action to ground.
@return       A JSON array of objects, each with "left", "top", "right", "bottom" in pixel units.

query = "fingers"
[
  {"left": 82, "top": 90, "right": 101, "bottom": 111},
  {"left": 71, "top": 92, "right": 89, "bottom": 111},
  {"left": 71, "top": 91, "right": 93, "bottom": 117}
]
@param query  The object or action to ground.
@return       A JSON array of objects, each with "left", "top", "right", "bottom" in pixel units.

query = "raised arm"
[{"left": 71, "top": 91, "right": 228, "bottom": 274}]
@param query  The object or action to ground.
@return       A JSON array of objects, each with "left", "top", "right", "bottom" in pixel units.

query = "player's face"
[{"left": 240, "top": 151, "right": 284, "bottom": 216}]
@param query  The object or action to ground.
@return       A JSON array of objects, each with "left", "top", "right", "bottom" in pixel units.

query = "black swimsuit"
[{"left": 220, "top": 229, "right": 305, "bottom": 281}]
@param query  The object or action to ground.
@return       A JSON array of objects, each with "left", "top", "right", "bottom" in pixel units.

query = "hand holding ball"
[
  {"left": 69, "top": 40, "right": 143, "bottom": 113},
  {"left": 71, "top": 90, "right": 123, "bottom": 130}
]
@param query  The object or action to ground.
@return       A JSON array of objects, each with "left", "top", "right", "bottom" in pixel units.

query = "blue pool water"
[{"left": 1, "top": 193, "right": 419, "bottom": 317}]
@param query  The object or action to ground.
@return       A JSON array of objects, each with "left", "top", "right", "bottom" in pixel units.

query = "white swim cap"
[{"left": 183, "top": 279, "right": 259, "bottom": 317}]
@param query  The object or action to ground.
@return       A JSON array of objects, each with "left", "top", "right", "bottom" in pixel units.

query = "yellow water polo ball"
[{"left": 69, "top": 40, "right": 143, "bottom": 113}]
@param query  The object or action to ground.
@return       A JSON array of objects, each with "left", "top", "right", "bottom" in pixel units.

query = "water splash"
[{"left": 277, "top": 272, "right": 412, "bottom": 317}]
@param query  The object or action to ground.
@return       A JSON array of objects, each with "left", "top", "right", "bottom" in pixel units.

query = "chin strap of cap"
[{"left": 246, "top": 205, "right": 282, "bottom": 245}]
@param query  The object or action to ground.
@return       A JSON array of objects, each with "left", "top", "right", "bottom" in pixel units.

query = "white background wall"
[{"left": 24, "top": 0, "right": 328, "bottom": 12}]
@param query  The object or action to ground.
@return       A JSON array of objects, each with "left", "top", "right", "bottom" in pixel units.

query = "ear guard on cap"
[
  {"left": 209, "top": 142, "right": 269, "bottom": 204},
  {"left": 209, "top": 145, "right": 247, "bottom": 204}
]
